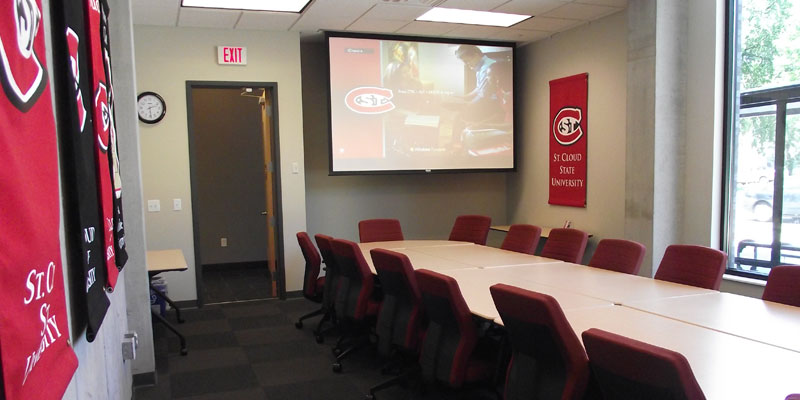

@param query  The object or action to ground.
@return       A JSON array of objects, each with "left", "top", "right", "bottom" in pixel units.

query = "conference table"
[{"left": 357, "top": 240, "right": 800, "bottom": 399}]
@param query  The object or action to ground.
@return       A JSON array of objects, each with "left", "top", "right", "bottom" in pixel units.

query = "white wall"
[
  {"left": 508, "top": 11, "right": 628, "bottom": 261},
  {"left": 134, "top": 26, "right": 307, "bottom": 300}
]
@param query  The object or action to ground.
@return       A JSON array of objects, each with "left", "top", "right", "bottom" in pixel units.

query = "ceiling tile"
[
  {"left": 300, "top": 0, "right": 376, "bottom": 18},
  {"left": 347, "top": 18, "right": 410, "bottom": 33},
  {"left": 492, "top": 0, "right": 570, "bottom": 16},
  {"left": 542, "top": 2, "right": 621, "bottom": 20},
  {"left": 236, "top": 11, "right": 300, "bottom": 31},
  {"left": 513, "top": 16, "right": 582, "bottom": 32},
  {"left": 362, "top": 3, "right": 431, "bottom": 20},
  {"left": 443, "top": 24, "right": 502, "bottom": 40},
  {"left": 395, "top": 20, "right": 456, "bottom": 36},
  {"left": 178, "top": 7, "right": 241, "bottom": 29},
  {"left": 575, "top": 0, "right": 628, "bottom": 7},
  {"left": 133, "top": 0, "right": 180, "bottom": 26},
  {"left": 437, "top": 0, "right": 508, "bottom": 11},
  {"left": 488, "top": 28, "right": 551, "bottom": 43},
  {"left": 291, "top": 15, "right": 354, "bottom": 32}
]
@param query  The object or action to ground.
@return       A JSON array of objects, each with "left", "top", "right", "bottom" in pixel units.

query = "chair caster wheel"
[
  {"left": 365, "top": 395, "right": 375, "bottom": 400},
  {"left": 295, "top": 321, "right": 303, "bottom": 329},
  {"left": 333, "top": 348, "right": 342, "bottom": 356},
  {"left": 315, "top": 335, "right": 324, "bottom": 344},
  {"left": 332, "top": 363, "right": 342, "bottom": 373},
  {"left": 180, "top": 348, "right": 188, "bottom": 356}
]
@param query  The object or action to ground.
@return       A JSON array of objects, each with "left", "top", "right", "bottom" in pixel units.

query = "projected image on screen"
[{"left": 328, "top": 34, "right": 514, "bottom": 173}]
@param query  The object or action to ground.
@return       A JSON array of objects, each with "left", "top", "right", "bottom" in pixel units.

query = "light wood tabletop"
[
  {"left": 357, "top": 240, "right": 472, "bottom": 252},
  {"left": 564, "top": 305, "right": 800, "bottom": 400},
  {"left": 443, "top": 267, "right": 611, "bottom": 320},
  {"left": 146, "top": 249, "right": 188, "bottom": 273},
  {"left": 360, "top": 246, "right": 474, "bottom": 273},
  {"left": 625, "top": 292, "right": 800, "bottom": 353},
  {"left": 411, "top": 243, "right": 563, "bottom": 268},
  {"left": 497, "top": 262, "right": 715, "bottom": 303}
]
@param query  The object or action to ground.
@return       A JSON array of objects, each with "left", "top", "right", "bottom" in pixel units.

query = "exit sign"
[{"left": 217, "top": 46, "right": 247, "bottom": 65}]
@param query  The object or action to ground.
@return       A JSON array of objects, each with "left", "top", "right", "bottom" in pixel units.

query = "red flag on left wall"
[{"left": 0, "top": 0, "right": 79, "bottom": 399}]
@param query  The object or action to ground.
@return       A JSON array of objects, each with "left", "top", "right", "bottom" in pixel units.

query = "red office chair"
[
  {"left": 359, "top": 218, "right": 404, "bottom": 243},
  {"left": 582, "top": 328, "right": 706, "bottom": 400},
  {"left": 490, "top": 284, "right": 590, "bottom": 400},
  {"left": 449, "top": 215, "right": 492, "bottom": 245},
  {"left": 313, "top": 234, "right": 340, "bottom": 342},
  {"left": 540, "top": 228, "right": 589, "bottom": 263},
  {"left": 654, "top": 245, "right": 727, "bottom": 290},
  {"left": 368, "top": 249, "right": 426, "bottom": 398},
  {"left": 295, "top": 232, "right": 325, "bottom": 329},
  {"left": 330, "top": 238, "right": 381, "bottom": 372},
  {"left": 416, "top": 269, "right": 494, "bottom": 389},
  {"left": 500, "top": 224, "right": 542, "bottom": 255},
  {"left": 762, "top": 265, "right": 800, "bottom": 307},
  {"left": 588, "top": 238, "right": 647, "bottom": 275}
]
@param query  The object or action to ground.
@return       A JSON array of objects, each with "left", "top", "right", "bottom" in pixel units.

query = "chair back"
[
  {"left": 582, "top": 328, "right": 706, "bottom": 400},
  {"left": 370, "top": 249, "right": 424, "bottom": 356},
  {"left": 490, "top": 284, "right": 589, "bottom": 400},
  {"left": 762, "top": 265, "right": 800, "bottom": 307},
  {"left": 416, "top": 269, "right": 478, "bottom": 388},
  {"left": 448, "top": 214, "right": 492, "bottom": 245},
  {"left": 654, "top": 245, "right": 726, "bottom": 290},
  {"left": 501, "top": 224, "right": 542, "bottom": 255},
  {"left": 331, "top": 238, "right": 375, "bottom": 321},
  {"left": 297, "top": 232, "right": 322, "bottom": 300},
  {"left": 359, "top": 218, "right": 404, "bottom": 243},
  {"left": 314, "top": 234, "right": 339, "bottom": 309},
  {"left": 540, "top": 228, "right": 589, "bottom": 263},
  {"left": 588, "top": 238, "right": 646, "bottom": 275}
]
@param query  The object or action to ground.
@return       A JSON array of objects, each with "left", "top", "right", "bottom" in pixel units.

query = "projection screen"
[{"left": 327, "top": 33, "right": 516, "bottom": 174}]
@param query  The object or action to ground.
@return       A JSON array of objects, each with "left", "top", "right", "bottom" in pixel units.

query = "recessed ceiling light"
[
  {"left": 416, "top": 7, "right": 531, "bottom": 28},
  {"left": 181, "top": 0, "right": 311, "bottom": 13}
]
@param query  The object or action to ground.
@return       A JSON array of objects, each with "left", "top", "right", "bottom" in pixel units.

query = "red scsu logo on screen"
[
  {"left": 552, "top": 107, "right": 583, "bottom": 146},
  {"left": 344, "top": 87, "right": 395, "bottom": 114}
]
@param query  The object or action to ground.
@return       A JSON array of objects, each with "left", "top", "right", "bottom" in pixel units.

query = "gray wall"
[
  {"left": 300, "top": 42, "right": 508, "bottom": 242},
  {"left": 191, "top": 88, "right": 268, "bottom": 266}
]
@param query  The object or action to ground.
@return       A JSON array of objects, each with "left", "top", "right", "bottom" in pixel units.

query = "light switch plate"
[
  {"left": 147, "top": 200, "right": 160, "bottom": 212},
  {"left": 173, "top": 198, "right": 182, "bottom": 211}
]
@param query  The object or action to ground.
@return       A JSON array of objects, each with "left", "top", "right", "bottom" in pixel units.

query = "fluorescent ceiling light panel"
[
  {"left": 416, "top": 7, "right": 531, "bottom": 27},
  {"left": 181, "top": 0, "right": 311, "bottom": 13}
]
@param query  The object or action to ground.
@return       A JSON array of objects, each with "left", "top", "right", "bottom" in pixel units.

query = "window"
[{"left": 724, "top": 0, "right": 800, "bottom": 279}]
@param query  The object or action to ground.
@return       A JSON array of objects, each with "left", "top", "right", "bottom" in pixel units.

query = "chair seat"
[
  {"left": 464, "top": 343, "right": 495, "bottom": 383},
  {"left": 366, "top": 298, "right": 381, "bottom": 317}
]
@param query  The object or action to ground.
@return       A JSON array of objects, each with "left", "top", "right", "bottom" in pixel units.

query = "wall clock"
[{"left": 137, "top": 91, "right": 166, "bottom": 124}]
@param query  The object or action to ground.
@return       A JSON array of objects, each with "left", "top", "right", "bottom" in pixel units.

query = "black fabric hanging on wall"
[{"left": 49, "top": 0, "right": 110, "bottom": 342}]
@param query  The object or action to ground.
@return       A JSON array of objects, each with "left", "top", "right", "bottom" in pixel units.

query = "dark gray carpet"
[{"left": 133, "top": 298, "right": 499, "bottom": 400}]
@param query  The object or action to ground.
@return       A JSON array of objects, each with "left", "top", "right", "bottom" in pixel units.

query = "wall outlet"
[
  {"left": 173, "top": 198, "right": 182, "bottom": 211},
  {"left": 147, "top": 200, "right": 160, "bottom": 212},
  {"left": 220, "top": 237, "right": 228, "bottom": 247}
]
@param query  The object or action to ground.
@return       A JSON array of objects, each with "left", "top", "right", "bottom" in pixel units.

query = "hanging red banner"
[
  {"left": 549, "top": 73, "right": 588, "bottom": 207},
  {"left": 0, "top": 0, "right": 79, "bottom": 398}
]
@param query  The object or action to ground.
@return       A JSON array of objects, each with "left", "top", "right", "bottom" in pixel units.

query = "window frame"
[{"left": 722, "top": 0, "right": 800, "bottom": 280}]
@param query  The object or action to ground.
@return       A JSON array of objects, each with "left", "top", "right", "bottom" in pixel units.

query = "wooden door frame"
[{"left": 185, "top": 81, "right": 286, "bottom": 307}]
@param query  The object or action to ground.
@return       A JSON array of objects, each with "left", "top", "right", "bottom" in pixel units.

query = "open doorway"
[{"left": 186, "top": 82, "right": 284, "bottom": 306}]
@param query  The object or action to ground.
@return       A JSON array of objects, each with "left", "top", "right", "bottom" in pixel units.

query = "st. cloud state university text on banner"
[
  {"left": 549, "top": 73, "right": 588, "bottom": 208},
  {"left": 0, "top": 0, "right": 78, "bottom": 398}
]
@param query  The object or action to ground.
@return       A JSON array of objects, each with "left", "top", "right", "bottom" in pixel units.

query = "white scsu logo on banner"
[
  {"left": 0, "top": 0, "right": 46, "bottom": 111},
  {"left": 552, "top": 107, "right": 583, "bottom": 146}
]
